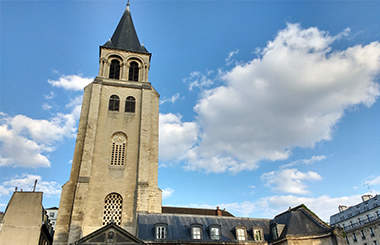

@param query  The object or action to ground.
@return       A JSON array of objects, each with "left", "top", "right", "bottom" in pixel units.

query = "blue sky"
[{"left": 1, "top": 1, "right": 380, "bottom": 222}]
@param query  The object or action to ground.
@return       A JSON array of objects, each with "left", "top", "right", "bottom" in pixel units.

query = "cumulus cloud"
[
  {"left": 159, "top": 113, "right": 198, "bottom": 162},
  {"left": 170, "top": 23, "right": 380, "bottom": 173},
  {"left": 162, "top": 187, "right": 174, "bottom": 199},
  {"left": 0, "top": 174, "right": 61, "bottom": 197},
  {"left": 48, "top": 74, "right": 93, "bottom": 91},
  {"left": 261, "top": 168, "right": 322, "bottom": 194},
  {"left": 0, "top": 109, "right": 79, "bottom": 167}
]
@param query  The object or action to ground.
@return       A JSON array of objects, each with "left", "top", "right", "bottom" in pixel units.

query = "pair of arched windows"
[
  {"left": 108, "top": 59, "right": 139, "bottom": 81},
  {"left": 108, "top": 95, "right": 136, "bottom": 113}
]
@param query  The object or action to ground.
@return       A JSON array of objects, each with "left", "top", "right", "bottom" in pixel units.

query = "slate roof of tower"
[{"left": 102, "top": 5, "right": 149, "bottom": 54}]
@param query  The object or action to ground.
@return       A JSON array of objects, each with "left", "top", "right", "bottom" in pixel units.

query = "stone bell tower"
[{"left": 53, "top": 4, "right": 162, "bottom": 245}]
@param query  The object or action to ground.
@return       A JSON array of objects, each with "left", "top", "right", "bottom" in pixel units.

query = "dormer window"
[
  {"left": 129, "top": 61, "right": 139, "bottom": 81},
  {"left": 208, "top": 225, "right": 221, "bottom": 240},
  {"left": 236, "top": 227, "right": 246, "bottom": 241},
  {"left": 155, "top": 224, "right": 167, "bottom": 239},
  {"left": 109, "top": 59, "right": 120, "bottom": 79},
  {"left": 125, "top": 96, "right": 136, "bottom": 113},
  {"left": 272, "top": 225, "right": 278, "bottom": 240},
  {"left": 109, "top": 95, "right": 120, "bottom": 111},
  {"left": 253, "top": 228, "right": 263, "bottom": 241},
  {"left": 191, "top": 225, "right": 202, "bottom": 240}
]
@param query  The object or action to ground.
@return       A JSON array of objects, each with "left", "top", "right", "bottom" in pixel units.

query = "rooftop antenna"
[
  {"left": 363, "top": 182, "right": 373, "bottom": 195},
  {"left": 33, "top": 179, "right": 38, "bottom": 192}
]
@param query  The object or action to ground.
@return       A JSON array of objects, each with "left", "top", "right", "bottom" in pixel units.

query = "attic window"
[
  {"left": 253, "top": 229, "right": 263, "bottom": 241},
  {"left": 209, "top": 225, "right": 220, "bottom": 240},
  {"left": 191, "top": 225, "right": 202, "bottom": 240},
  {"left": 236, "top": 227, "right": 246, "bottom": 241},
  {"left": 155, "top": 224, "right": 167, "bottom": 239},
  {"left": 272, "top": 225, "right": 278, "bottom": 240},
  {"left": 109, "top": 59, "right": 120, "bottom": 79},
  {"left": 128, "top": 61, "right": 139, "bottom": 81}
]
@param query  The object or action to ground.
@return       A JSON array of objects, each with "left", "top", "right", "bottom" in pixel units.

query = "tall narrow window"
[
  {"left": 236, "top": 228, "right": 246, "bottom": 241},
  {"left": 102, "top": 193, "right": 122, "bottom": 226},
  {"left": 109, "top": 95, "right": 120, "bottom": 111},
  {"left": 192, "top": 227, "right": 201, "bottom": 240},
  {"left": 254, "top": 229, "right": 263, "bottom": 241},
  {"left": 109, "top": 59, "right": 120, "bottom": 79},
  {"left": 128, "top": 61, "right": 139, "bottom": 81},
  {"left": 111, "top": 133, "right": 127, "bottom": 166},
  {"left": 125, "top": 96, "right": 136, "bottom": 113},
  {"left": 210, "top": 227, "right": 220, "bottom": 240},
  {"left": 156, "top": 226, "right": 166, "bottom": 239}
]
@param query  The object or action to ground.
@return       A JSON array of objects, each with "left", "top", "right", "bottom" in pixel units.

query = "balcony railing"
[{"left": 344, "top": 215, "right": 380, "bottom": 231}]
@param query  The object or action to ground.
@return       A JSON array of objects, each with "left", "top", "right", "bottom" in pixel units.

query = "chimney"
[
  {"left": 216, "top": 206, "right": 222, "bottom": 216},
  {"left": 362, "top": 194, "right": 373, "bottom": 202},
  {"left": 339, "top": 205, "right": 348, "bottom": 212}
]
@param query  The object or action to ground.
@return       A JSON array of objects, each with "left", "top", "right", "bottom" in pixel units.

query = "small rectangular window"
[
  {"left": 156, "top": 226, "right": 166, "bottom": 239},
  {"left": 370, "top": 227, "right": 375, "bottom": 237},
  {"left": 50, "top": 212, "right": 55, "bottom": 218},
  {"left": 192, "top": 227, "right": 201, "bottom": 239},
  {"left": 361, "top": 230, "right": 366, "bottom": 240},
  {"left": 237, "top": 228, "right": 245, "bottom": 241},
  {"left": 210, "top": 227, "right": 220, "bottom": 240},
  {"left": 254, "top": 229, "right": 262, "bottom": 241}
]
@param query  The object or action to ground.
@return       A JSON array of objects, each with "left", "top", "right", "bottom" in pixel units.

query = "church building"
[{"left": 47, "top": 3, "right": 345, "bottom": 245}]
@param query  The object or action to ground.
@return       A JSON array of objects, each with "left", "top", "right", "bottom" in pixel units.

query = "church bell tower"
[{"left": 53, "top": 4, "right": 162, "bottom": 244}]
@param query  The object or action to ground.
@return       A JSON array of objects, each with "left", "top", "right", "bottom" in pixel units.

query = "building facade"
[
  {"left": 330, "top": 195, "right": 380, "bottom": 245},
  {"left": 46, "top": 207, "right": 59, "bottom": 231},
  {"left": 50, "top": 4, "right": 346, "bottom": 245},
  {"left": 0, "top": 191, "right": 54, "bottom": 245}
]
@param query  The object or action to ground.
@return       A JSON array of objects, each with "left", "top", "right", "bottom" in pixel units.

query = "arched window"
[
  {"left": 109, "top": 59, "right": 120, "bottom": 79},
  {"left": 128, "top": 61, "right": 139, "bottom": 81},
  {"left": 102, "top": 193, "right": 122, "bottom": 226},
  {"left": 108, "top": 95, "right": 120, "bottom": 111},
  {"left": 125, "top": 96, "right": 136, "bottom": 113},
  {"left": 111, "top": 133, "right": 127, "bottom": 166}
]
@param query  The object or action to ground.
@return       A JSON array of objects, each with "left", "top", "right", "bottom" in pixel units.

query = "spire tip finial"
[{"left": 127, "top": 0, "right": 130, "bottom": 10}]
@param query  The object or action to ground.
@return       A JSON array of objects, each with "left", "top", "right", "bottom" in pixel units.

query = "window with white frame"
[
  {"left": 156, "top": 225, "right": 166, "bottom": 239},
  {"left": 236, "top": 228, "right": 246, "bottom": 241},
  {"left": 210, "top": 227, "right": 220, "bottom": 240},
  {"left": 192, "top": 226, "right": 202, "bottom": 239},
  {"left": 254, "top": 229, "right": 263, "bottom": 241}
]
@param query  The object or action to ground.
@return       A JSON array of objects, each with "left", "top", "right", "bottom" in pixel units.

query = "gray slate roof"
[
  {"left": 138, "top": 213, "right": 271, "bottom": 243},
  {"left": 102, "top": 5, "right": 149, "bottom": 54},
  {"left": 271, "top": 205, "right": 332, "bottom": 238}
]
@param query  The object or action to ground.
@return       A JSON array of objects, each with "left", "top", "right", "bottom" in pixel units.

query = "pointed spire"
[{"left": 102, "top": 3, "right": 149, "bottom": 54}]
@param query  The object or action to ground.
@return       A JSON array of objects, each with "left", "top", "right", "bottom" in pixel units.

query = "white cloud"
[
  {"left": 172, "top": 23, "right": 380, "bottom": 173},
  {"left": 367, "top": 175, "right": 380, "bottom": 186},
  {"left": 254, "top": 194, "right": 362, "bottom": 222},
  {"left": 261, "top": 168, "right": 322, "bottom": 194},
  {"left": 184, "top": 71, "right": 216, "bottom": 91},
  {"left": 48, "top": 74, "right": 93, "bottom": 91},
  {"left": 226, "top": 49, "right": 239, "bottom": 66},
  {"left": 160, "top": 93, "right": 181, "bottom": 105},
  {"left": 159, "top": 113, "right": 198, "bottom": 161},
  {"left": 162, "top": 187, "right": 174, "bottom": 199},
  {"left": 0, "top": 174, "right": 61, "bottom": 198},
  {"left": 280, "top": 155, "right": 326, "bottom": 169},
  {"left": 0, "top": 106, "right": 80, "bottom": 168},
  {"left": 186, "top": 194, "right": 362, "bottom": 222}
]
